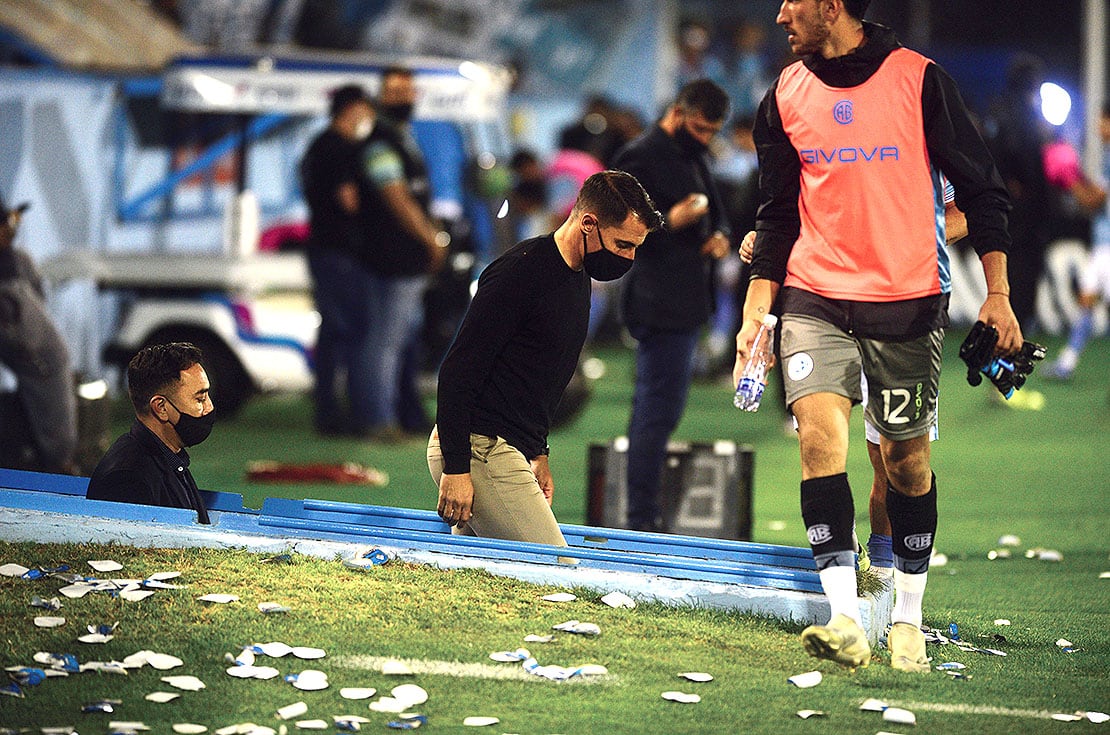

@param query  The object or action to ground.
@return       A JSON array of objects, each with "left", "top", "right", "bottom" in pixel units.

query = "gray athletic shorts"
[{"left": 780, "top": 314, "right": 942, "bottom": 441}]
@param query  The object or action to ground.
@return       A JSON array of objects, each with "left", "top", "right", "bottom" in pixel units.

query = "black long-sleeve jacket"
[{"left": 750, "top": 22, "right": 1011, "bottom": 335}]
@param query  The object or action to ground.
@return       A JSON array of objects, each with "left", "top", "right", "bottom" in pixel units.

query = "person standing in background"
[
  {"left": 984, "top": 54, "right": 1053, "bottom": 335},
  {"left": 362, "top": 66, "right": 449, "bottom": 440},
  {"left": 613, "top": 79, "right": 732, "bottom": 533},
  {"left": 0, "top": 196, "right": 78, "bottom": 474},
  {"left": 299, "top": 84, "right": 378, "bottom": 437}
]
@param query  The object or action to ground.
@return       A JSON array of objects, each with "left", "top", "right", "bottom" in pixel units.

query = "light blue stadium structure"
[{"left": 0, "top": 468, "right": 891, "bottom": 643}]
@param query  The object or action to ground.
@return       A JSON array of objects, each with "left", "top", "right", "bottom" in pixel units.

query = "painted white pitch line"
[
  {"left": 891, "top": 701, "right": 1068, "bottom": 720},
  {"left": 331, "top": 655, "right": 617, "bottom": 685}
]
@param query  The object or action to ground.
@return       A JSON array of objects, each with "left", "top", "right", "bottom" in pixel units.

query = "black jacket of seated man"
[{"left": 86, "top": 342, "right": 215, "bottom": 524}]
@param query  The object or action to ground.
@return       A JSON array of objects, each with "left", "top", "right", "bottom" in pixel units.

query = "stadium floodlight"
[{"left": 1040, "top": 82, "right": 1072, "bottom": 126}]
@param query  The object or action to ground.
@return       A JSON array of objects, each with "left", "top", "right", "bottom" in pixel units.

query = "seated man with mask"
[{"left": 86, "top": 342, "right": 215, "bottom": 524}]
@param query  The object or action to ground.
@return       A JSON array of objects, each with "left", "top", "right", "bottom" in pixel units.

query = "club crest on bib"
[{"left": 788, "top": 352, "right": 814, "bottom": 381}]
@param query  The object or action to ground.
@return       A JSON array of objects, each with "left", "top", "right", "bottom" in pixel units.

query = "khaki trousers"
[{"left": 427, "top": 428, "right": 567, "bottom": 547}]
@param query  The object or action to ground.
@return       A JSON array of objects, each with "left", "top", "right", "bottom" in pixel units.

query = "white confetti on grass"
[
  {"left": 661, "top": 691, "right": 701, "bottom": 703},
  {"left": 33, "top": 616, "right": 66, "bottom": 628},
  {"left": 145, "top": 692, "right": 181, "bottom": 703},
  {"left": 88, "top": 560, "right": 124, "bottom": 572},
  {"left": 332, "top": 655, "right": 617, "bottom": 684},
  {"left": 462, "top": 716, "right": 500, "bottom": 726}
]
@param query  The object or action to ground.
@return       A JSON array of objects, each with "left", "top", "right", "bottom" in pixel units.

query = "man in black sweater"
[
  {"left": 429, "top": 171, "right": 662, "bottom": 546},
  {"left": 86, "top": 343, "right": 215, "bottom": 524}
]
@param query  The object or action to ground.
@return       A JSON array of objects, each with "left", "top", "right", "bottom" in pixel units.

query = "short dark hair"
[
  {"left": 329, "top": 83, "right": 371, "bottom": 118},
  {"left": 574, "top": 170, "right": 664, "bottom": 231},
  {"left": 676, "top": 79, "right": 731, "bottom": 123},
  {"left": 127, "top": 342, "right": 204, "bottom": 415},
  {"left": 843, "top": 0, "right": 870, "bottom": 19}
]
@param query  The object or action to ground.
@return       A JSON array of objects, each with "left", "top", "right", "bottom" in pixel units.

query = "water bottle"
[{"left": 733, "top": 314, "right": 778, "bottom": 411}]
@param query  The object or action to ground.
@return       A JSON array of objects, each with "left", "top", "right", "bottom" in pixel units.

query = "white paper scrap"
[
  {"left": 600, "top": 591, "right": 636, "bottom": 609},
  {"left": 369, "top": 697, "right": 409, "bottom": 713},
  {"left": 339, "top": 687, "right": 376, "bottom": 700},
  {"left": 33, "top": 616, "right": 66, "bottom": 628},
  {"left": 291, "top": 647, "right": 326, "bottom": 660},
  {"left": 149, "top": 571, "right": 182, "bottom": 581},
  {"left": 796, "top": 710, "right": 826, "bottom": 719},
  {"left": 293, "top": 721, "right": 328, "bottom": 730},
  {"left": 144, "top": 653, "right": 184, "bottom": 670},
  {"left": 120, "top": 589, "right": 157, "bottom": 602},
  {"left": 859, "top": 698, "right": 888, "bottom": 712},
  {"left": 59, "top": 584, "right": 94, "bottom": 599},
  {"left": 882, "top": 707, "right": 916, "bottom": 725},
  {"left": 108, "top": 722, "right": 149, "bottom": 731},
  {"left": 88, "top": 560, "right": 124, "bottom": 572},
  {"left": 1084, "top": 712, "right": 1110, "bottom": 724},
  {"left": 277, "top": 702, "right": 308, "bottom": 720},
  {"left": 258, "top": 602, "right": 290, "bottom": 614},
  {"left": 679, "top": 672, "right": 714, "bottom": 682},
  {"left": 462, "top": 716, "right": 500, "bottom": 726},
  {"left": 161, "top": 675, "right": 206, "bottom": 691},
  {"left": 291, "top": 670, "right": 328, "bottom": 691},
  {"left": 490, "top": 649, "right": 530, "bottom": 663},
  {"left": 787, "top": 671, "right": 822, "bottom": 688},
  {"left": 661, "top": 691, "right": 701, "bottom": 703},
  {"left": 254, "top": 642, "right": 293, "bottom": 658},
  {"left": 77, "top": 633, "right": 114, "bottom": 644},
  {"left": 1052, "top": 713, "right": 1083, "bottom": 722},
  {"left": 391, "top": 684, "right": 429, "bottom": 706},
  {"left": 171, "top": 725, "right": 207, "bottom": 734},
  {"left": 542, "top": 592, "right": 576, "bottom": 603},
  {"left": 994, "top": 619, "right": 1011, "bottom": 626},
  {"left": 0, "top": 563, "right": 30, "bottom": 577},
  {"left": 197, "top": 593, "right": 239, "bottom": 604},
  {"left": 145, "top": 692, "right": 181, "bottom": 703}
]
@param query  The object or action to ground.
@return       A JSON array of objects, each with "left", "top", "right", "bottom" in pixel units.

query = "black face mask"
[
  {"left": 674, "top": 123, "right": 709, "bottom": 157},
  {"left": 381, "top": 102, "right": 415, "bottom": 123},
  {"left": 164, "top": 397, "right": 216, "bottom": 447},
  {"left": 582, "top": 226, "right": 633, "bottom": 282}
]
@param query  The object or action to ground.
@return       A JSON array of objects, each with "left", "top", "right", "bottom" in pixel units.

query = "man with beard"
[{"left": 735, "top": 0, "right": 1019, "bottom": 672}]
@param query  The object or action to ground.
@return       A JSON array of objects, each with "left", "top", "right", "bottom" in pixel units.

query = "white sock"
[
  {"left": 1057, "top": 346, "right": 1078, "bottom": 371},
  {"left": 819, "top": 565, "right": 862, "bottom": 625},
  {"left": 893, "top": 569, "right": 928, "bottom": 627}
]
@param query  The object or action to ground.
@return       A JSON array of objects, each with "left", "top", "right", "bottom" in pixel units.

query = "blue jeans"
[
  {"left": 365, "top": 272, "right": 427, "bottom": 429},
  {"left": 625, "top": 326, "right": 700, "bottom": 529},
  {"left": 307, "top": 248, "right": 374, "bottom": 428}
]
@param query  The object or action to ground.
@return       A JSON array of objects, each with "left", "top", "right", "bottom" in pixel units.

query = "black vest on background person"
[{"left": 362, "top": 119, "right": 433, "bottom": 276}]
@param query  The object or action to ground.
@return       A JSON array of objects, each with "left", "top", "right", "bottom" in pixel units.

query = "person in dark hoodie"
[
  {"left": 734, "top": 0, "right": 1019, "bottom": 673},
  {"left": 86, "top": 343, "right": 214, "bottom": 524}
]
